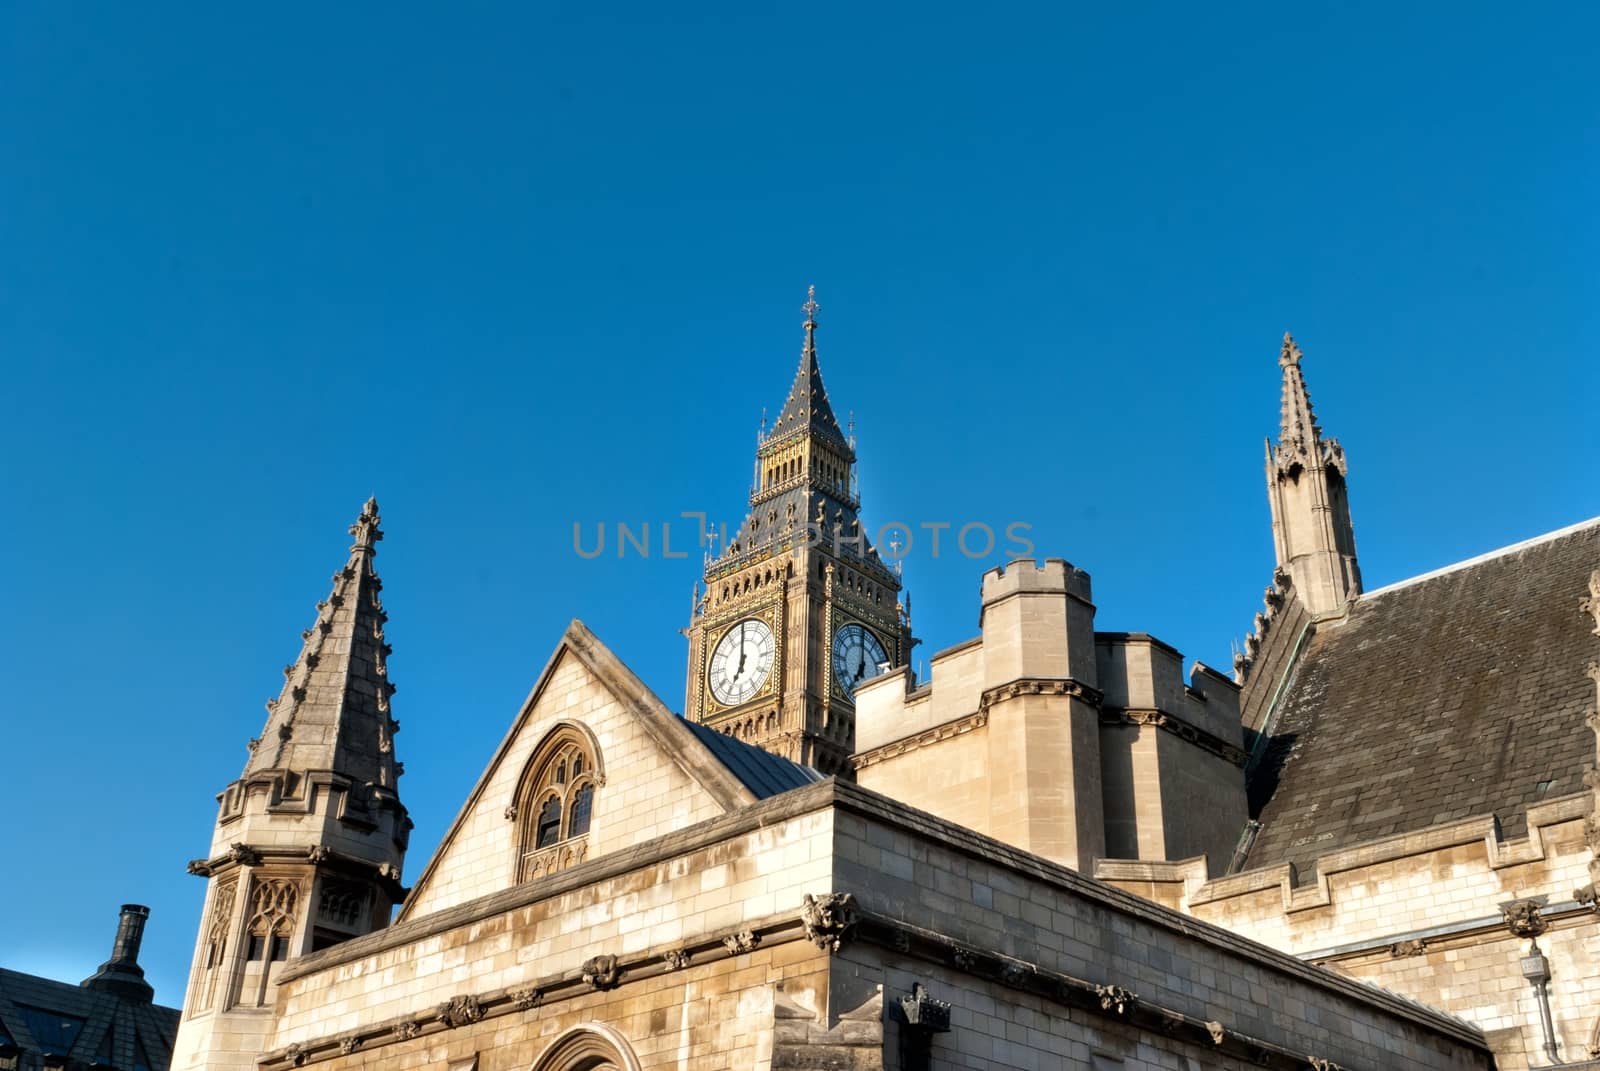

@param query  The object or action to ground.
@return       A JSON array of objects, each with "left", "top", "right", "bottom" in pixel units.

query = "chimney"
[{"left": 82, "top": 905, "right": 155, "bottom": 1003}]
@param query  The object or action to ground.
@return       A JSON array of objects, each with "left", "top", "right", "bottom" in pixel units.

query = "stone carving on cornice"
[
  {"left": 509, "top": 987, "right": 542, "bottom": 1010},
  {"left": 1095, "top": 984, "right": 1135, "bottom": 1017},
  {"left": 1501, "top": 898, "right": 1548, "bottom": 939},
  {"left": 951, "top": 949, "right": 976, "bottom": 971},
  {"left": 337, "top": 1039, "right": 360, "bottom": 1056},
  {"left": 1309, "top": 1059, "right": 1345, "bottom": 1071},
  {"left": 435, "top": 994, "right": 483, "bottom": 1028},
  {"left": 581, "top": 954, "right": 621, "bottom": 990},
  {"left": 391, "top": 1021, "right": 420, "bottom": 1041},
  {"left": 186, "top": 858, "right": 213, "bottom": 877},
  {"left": 226, "top": 843, "right": 261, "bottom": 867},
  {"left": 801, "top": 893, "right": 858, "bottom": 953},
  {"left": 283, "top": 1045, "right": 306, "bottom": 1068},
  {"left": 722, "top": 931, "right": 760, "bottom": 956},
  {"left": 661, "top": 949, "right": 691, "bottom": 971},
  {"left": 1389, "top": 938, "right": 1428, "bottom": 958},
  {"left": 1205, "top": 1021, "right": 1225, "bottom": 1045},
  {"left": 306, "top": 846, "right": 331, "bottom": 863},
  {"left": 503, "top": 803, "right": 518, "bottom": 821},
  {"left": 979, "top": 677, "right": 1103, "bottom": 713},
  {"left": 1000, "top": 964, "right": 1030, "bottom": 987},
  {"left": 1099, "top": 708, "right": 1248, "bottom": 767}
]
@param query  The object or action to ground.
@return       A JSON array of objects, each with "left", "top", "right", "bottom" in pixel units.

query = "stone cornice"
[
  {"left": 977, "top": 676, "right": 1104, "bottom": 712},
  {"left": 1099, "top": 706, "right": 1248, "bottom": 767},
  {"left": 850, "top": 711, "right": 988, "bottom": 770},
  {"left": 260, "top": 893, "right": 1466, "bottom": 1071},
  {"left": 848, "top": 908, "right": 1407, "bottom": 1070},
  {"left": 260, "top": 911, "right": 815, "bottom": 1070},
  {"left": 186, "top": 843, "right": 408, "bottom": 900}
]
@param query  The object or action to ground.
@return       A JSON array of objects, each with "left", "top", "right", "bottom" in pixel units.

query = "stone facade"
[{"left": 170, "top": 307, "right": 1600, "bottom": 1069}]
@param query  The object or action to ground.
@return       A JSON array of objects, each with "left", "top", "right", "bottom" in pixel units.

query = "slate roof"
[
  {"left": 0, "top": 969, "right": 179, "bottom": 1071},
  {"left": 682, "top": 720, "right": 826, "bottom": 798},
  {"left": 1244, "top": 517, "right": 1600, "bottom": 878}
]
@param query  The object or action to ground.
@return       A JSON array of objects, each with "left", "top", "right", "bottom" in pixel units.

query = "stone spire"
[
  {"left": 245, "top": 496, "right": 401, "bottom": 794},
  {"left": 767, "top": 286, "right": 848, "bottom": 447},
  {"left": 1265, "top": 334, "right": 1361, "bottom": 618},
  {"left": 172, "top": 498, "right": 410, "bottom": 1071},
  {"left": 1276, "top": 333, "right": 1324, "bottom": 461}
]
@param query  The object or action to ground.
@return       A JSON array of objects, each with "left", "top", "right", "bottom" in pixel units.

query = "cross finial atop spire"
[{"left": 802, "top": 285, "right": 819, "bottom": 329}]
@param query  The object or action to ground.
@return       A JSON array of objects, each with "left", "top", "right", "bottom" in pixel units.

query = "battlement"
[{"left": 980, "top": 558, "right": 1093, "bottom": 605}]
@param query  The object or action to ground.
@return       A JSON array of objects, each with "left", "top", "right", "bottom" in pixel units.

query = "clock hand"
[{"left": 734, "top": 624, "right": 747, "bottom": 679}]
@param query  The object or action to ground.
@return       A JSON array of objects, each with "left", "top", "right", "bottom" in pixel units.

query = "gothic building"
[{"left": 168, "top": 293, "right": 1599, "bottom": 1071}]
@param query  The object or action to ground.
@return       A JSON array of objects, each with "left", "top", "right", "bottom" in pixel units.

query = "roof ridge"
[{"left": 1361, "top": 515, "right": 1600, "bottom": 601}]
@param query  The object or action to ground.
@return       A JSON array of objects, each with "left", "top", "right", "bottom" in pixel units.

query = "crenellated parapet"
[{"left": 854, "top": 557, "right": 1247, "bottom": 874}]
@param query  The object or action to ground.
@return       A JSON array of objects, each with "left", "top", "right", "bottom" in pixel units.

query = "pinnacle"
[
  {"left": 242, "top": 497, "right": 402, "bottom": 797},
  {"left": 766, "top": 287, "right": 847, "bottom": 446}
]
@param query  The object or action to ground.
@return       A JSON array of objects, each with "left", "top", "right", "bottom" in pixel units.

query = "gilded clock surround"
[{"left": 683, "top": 289, "right": 914, "bottom": 776}]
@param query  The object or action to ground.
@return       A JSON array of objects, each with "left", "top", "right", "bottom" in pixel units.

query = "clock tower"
[{"left": 684, "top": 288, "right": 913, "bottom": 775}]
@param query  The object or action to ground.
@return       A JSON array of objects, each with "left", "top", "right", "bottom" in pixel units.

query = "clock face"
[
  {"left": 833, "top": 623, "right": 889, "bottom": 700},
  {"left": 708, "top": 618, "right": 775, "bottom": 706}
]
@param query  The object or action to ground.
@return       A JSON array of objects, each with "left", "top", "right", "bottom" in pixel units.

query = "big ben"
[{"left": 683, "top": 288, "right": 913, "bottom": 775}]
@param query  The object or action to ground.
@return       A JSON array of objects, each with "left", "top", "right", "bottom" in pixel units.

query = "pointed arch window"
[{"left": 514, "top": 724, "right": 604, "bottom": 883}]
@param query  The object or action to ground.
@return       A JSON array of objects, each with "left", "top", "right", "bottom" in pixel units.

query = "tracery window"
[
  {"left": 232, "top": 877, "right": 298, "bottom": 1008},
  {"left": 515, "top": 725, "right": 602, "bottom": 883}
]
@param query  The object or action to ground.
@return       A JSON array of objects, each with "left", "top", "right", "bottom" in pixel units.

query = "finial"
[
  {"left": 759, "top": 406, "right": 768, "bottom": 443},
  {"left": 1279, "top": 332, "right": 1303, "bottom": 369},
  {"left": 350, "top": 496, "right": 384, "bottom": 551},
  {"left": 802, "top": 285, "right": 819, "bottom": 328},
  {"left": 848, "top": 410, "right": 856, "bottom": 447}
]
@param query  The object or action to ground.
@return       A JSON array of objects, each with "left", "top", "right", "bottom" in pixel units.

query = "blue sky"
[{"left": 2, "top": 4, "right": 1595, "bottom": 1002}]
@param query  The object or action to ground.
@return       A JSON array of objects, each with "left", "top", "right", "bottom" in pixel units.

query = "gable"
[{"left": 400, "top": 621, "right": 762, "bottom": 921}]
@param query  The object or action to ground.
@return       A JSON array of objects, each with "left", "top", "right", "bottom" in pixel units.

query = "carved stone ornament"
[
  {"left": 392, "top": 1021, "right": 420, "bottom": 1041},
  {"left": 581, "top": 954, "right": 621, "bottom": 990},
  {"left": 1205, "top": 1021, "right": 1225, "bottom": 1046},
  {"left": 1000, "top": 963, "right": 1029, "bottom": 986},
  {"left": 509, "top": 987, "right": 541, "bottom": 1011},
  {"left": 801, "top": 892, "right": 858, "bottom": 953},
  {"left": 1502, "top": 898, "right": 1548, "bottom": 939},
  {"left": 899, "top": 983, "right": 951, "bottom": 1033},
  {"left": 306, "top": 846, "right": 331, "bottom": 863},
  {"left": 338, "top": 1038, "right": 361, "bottom": 1056},
  {"left": 952, "top": 949, "right": 976, "bottom": 971},
  {"left": 435, "top": 994, "right": 483, "bottom": 1028},
  {"left": 1389, "top": 938, "right": 1428, "bottom": 958},
  {"left": 1095, "top": 984, "right": 1136, "bottom": 1016},
  {"left": 226, "top": 843, "right": 261, "bottom": 867},
  {"left": 1310, "top": 1059, "right": 1345, "bottom": 1071},
  {"left": 890, "top": 931, "right": 911, "bottom": 954},
  {"left": 503, "top": 803, "right": 518, "bottom": 822},
  {"left": 661, "top": 949, "right": 691, "bottom": 971},
  {"left": 722, "top": 931, "right": 759, "bottom": 956},
  {"left": 1576, "top": 883, "right": 1597, "bottom": 909},
  {"left": 1581, "top": 570, "right": 1600, "bottom": 636},
  {"left": 283, "top": 1045, "right": 306, "bottom": 1068},
  {"left": 186, "top": 858, "right": 213, "bottom": 877}
]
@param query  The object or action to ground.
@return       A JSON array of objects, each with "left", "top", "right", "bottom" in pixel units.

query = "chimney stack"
[{"left": 82, "top": 904, "right": 154, "bottom": 1002}]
